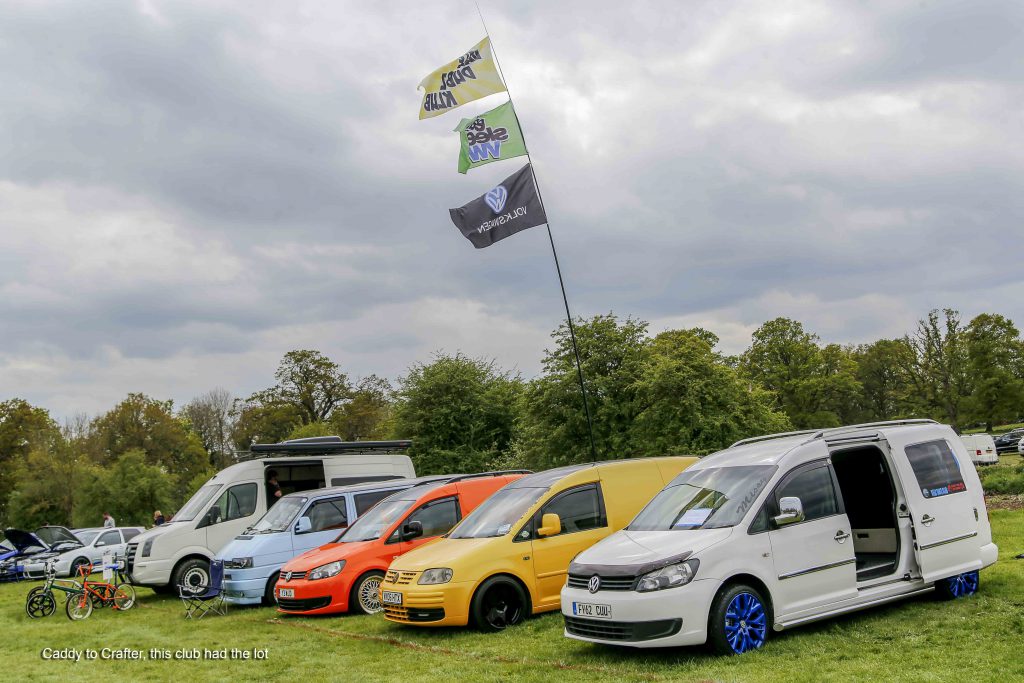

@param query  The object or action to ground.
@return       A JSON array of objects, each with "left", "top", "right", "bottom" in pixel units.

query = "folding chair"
[{"left": 179, "top": 559, "right": 227, "bottom": 619}]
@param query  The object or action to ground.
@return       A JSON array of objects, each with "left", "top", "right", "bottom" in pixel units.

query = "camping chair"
[{"left": 179, "top": 559, "right": 227, "bottom": 619}]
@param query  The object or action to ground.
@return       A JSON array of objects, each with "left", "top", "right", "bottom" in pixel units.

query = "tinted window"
[
  {"left": 302, "top": 497, "right": 348, "bottom": 532},
  {"left": 209, "top": 483, "right": 258, "bottom": 525},
  {"left": 776, "top": 466, "right": 839, "bottom": 522},
  {"left": 542, "top": 486, "right": 605, "bottom": 535},
  {"left": 905, "top": 440, "right": 966, "bottom": 498},
  {"left": 96, "top": 530, "right": 120, "bottom": 547},
  {"left": 405, "top": 498, "right": 459, "bottom": 538},
  {"left": 355, "top": 489, "right": 398, "bottom": 516},
  {"left": 121, "top": 528, "right": 140, "bottom": 541}
]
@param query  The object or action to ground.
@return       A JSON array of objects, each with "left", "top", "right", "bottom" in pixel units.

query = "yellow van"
[{"left": 380, "top": 456, "right": 697, "bottom": 630}]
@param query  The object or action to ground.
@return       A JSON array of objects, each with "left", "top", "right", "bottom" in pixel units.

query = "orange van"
[{"left": 275, "top": 471, "right": 527, "bottom": 615}]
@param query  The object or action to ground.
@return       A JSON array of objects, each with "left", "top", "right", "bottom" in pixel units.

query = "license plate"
[
  {"left": 382, "top": 590, "right": 403, "bottom": 605},
  {"left": 572, "top": 602, "right": 612, "bottom": 619},
  {"left": 278, "top": 588, "right": 294, "bottom": 599}
]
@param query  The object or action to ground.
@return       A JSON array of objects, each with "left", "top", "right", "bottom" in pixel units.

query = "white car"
[
  {"left": 561, "top": 420, "right": 997, "bottom": 655},
  {"left": 24, "top": 527, "right": 143, "bottom": 577},
  {"left": 959, "top": 434, "right": 998, "bottom": 466}
]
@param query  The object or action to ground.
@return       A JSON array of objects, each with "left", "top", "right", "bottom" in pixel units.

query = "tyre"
[
  {"left": 114, "top": 583, "right": 137, "bottom": 610},
  {"left": 708, "top": 583, "right": 770, "bottom": 655},
  {"left": 172, "top": 558, "right": 210, "bottom": 595},
  {"left": 350, "top": 571, "right": 385, "bottom": 615},
  {"left": 66, "top": 592, "right": 94, "bottom": 621},
  {"left": 263, "top": 572, "right": 280, "bottom": 606},
  {"left": 935, "top": 571, "right": 979, "bottom": 600},
  {"left": 70, "top": 558, "right": 89, "bottom": 578},
  {"left": 26, "top": 587, "right": 56, "bottom": 618},
  {"left": 470, "top": 576, "right": 528, "bottom": 632}
]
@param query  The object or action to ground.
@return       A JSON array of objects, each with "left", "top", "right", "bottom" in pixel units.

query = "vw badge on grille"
[
  {"left": 284, "top": 572, "right": 292, "bottom": 581},
  {"left": 588, "top": 575, "right": 600, "bottom": 593}
]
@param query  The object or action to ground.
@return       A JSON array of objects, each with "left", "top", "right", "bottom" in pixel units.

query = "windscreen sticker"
[
  {"left": 496, "top": 523, "right": 511, "bottom": 535},
  {"left": 674, "top": 508, "right": 712, "bottom": 528}
]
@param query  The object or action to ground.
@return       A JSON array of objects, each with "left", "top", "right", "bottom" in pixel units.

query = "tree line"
[{"left": 1, "top": 307, "right": 1020, "bottom": 530}]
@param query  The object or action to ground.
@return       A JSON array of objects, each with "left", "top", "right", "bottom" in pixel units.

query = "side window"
[
  {"left": 96, "top": 530, "right": 120, "bottom": 547},
  {"left": 121, "top": 528, "right": 140, "bottom": 542},
  {"left": 541, "top": 485, "right": 606, "bottom": 535},
  {"left": 355, "top": 489, "right": 396, "bottom": 516},
  {"left": 406, "top": 498, "right": 459, "bottom": 538},
  {"left": 209, "top": 483, "right": 258, "bottom": 525},
  {"left": 775, "top": 466, "right": 839, "bottom": 523},
  {"left": 302, "top": 497, "right": 349, "bottom": 532},
  {"left": 905, "top": 440, "right": 966, "bottom": 498}
]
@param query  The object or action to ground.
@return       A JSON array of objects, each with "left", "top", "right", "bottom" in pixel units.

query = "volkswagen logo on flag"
[
  {"left": 588, "top": 575, "right": 600, "bottom": 594},
  {"left": 485, "top": 184, "right": 508, "bottom": 213}
]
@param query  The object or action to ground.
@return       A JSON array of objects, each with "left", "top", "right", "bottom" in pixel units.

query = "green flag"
[{"left": 454, "top": 100, "right": 528, "bottom": 174}]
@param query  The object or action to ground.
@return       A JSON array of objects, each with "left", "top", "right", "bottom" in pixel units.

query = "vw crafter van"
[
  {"left": 128, "top": 437, "right": 415, "bottom": 593},
  {"left": 381, "top": 456, "right": 697, "bottom": 630},
  {"left": 561, "top": 421, "right": 998, "bottom": 655},
  {"left": 274, "top": 471, "right": 527, "bottom": 615}
]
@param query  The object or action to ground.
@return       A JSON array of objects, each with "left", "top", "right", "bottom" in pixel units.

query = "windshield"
[
  {"left": 628, "top": 466, "right": 776, "bottom": 531},
  {"left": 174, "top": 483, "right": 223, "bottom": 522},
  {"left": 449, "top": 487, "right": 547, "bottom": 539},
  {"left": 76, "top": 530, "right": 100, "bottom": 546},
  {"left": 339, "top": 498, "right": 415, "bottom": 542},
  {"left": 249, "top": 497, "right": 306, "bottom": 533}
]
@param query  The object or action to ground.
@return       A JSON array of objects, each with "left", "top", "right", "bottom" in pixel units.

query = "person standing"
[{"left": 102, "top": 512, "right": 116, "bottom": 528}]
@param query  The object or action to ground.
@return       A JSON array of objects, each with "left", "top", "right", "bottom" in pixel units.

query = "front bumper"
[
  {"left": 128, "top": 557, "right": 173, "bottom": 587},
  {"left": 274, "top": 574, "right": 352, "bottom": 615},
  {"left": 379, "top": 577, "right": 474, "bottom": 627},
  {"left": 560, "top": 578, "right": 721, "bottom": 648},
  {"left": 222, "top": 566, "right": 277, "bottom": 605}
]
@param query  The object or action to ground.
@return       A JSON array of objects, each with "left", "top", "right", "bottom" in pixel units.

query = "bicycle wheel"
[
  {"left": 113, "top": 583, "right": 137, "bottom": 611},
  {"left": 26, "top": 587, "right": 57, "bottom": 619},
  {"left": 66, "top": 592, "right": 94, "bottom": 621}
]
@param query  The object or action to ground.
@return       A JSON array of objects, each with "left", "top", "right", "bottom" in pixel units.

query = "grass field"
[{"left": 5, "top": 510, "right": 1023, "bottom": 683}]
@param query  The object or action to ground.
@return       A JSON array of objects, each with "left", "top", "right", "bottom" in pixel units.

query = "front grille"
[
  {"left": 281, "top": 570, "right": 307, "bottom": 582},
  {"left": 277, "top": 596, "right": 330, "bottom": 611},
  {"left": 564, "top": 616, "right": 682, "bottom": 642},
  {"left": 384, "top": 570, "right": 417, "bottom": 585},
  {"left": 567, "top": 573, "right": 636, "bottom": 591},
  {"left": 383, "top": 606, "right": 445, "bottom": 622}
]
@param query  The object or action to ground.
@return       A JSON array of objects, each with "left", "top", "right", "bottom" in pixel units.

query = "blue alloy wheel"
[
  {"left": 945, "top": 571, "right": 979, "bottom": 598},
  {"left": 723, "top": 591, "right": 767, "bottom": 654}
]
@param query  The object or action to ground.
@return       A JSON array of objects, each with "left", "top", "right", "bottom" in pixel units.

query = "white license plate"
[
  {"left": 278, "top": 588, "right": 294, "bottom": 599},
  {"left": 572, "top": 602, "right": 612, "bottom": 619},
  {"left": 382, "top": 590, "right": 403, "bottom": 605}
]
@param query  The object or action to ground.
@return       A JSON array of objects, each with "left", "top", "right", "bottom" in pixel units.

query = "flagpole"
[{"left": 475, "top": 3, "right": 598, "bottom": 462}]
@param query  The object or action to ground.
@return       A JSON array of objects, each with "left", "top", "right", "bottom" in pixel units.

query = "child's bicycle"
[
  {"left": 25, "top": 559, "right": 85, "bottom": 619},
  {"left": 66, "top": 558, "right": 137, "bottom": 621}
]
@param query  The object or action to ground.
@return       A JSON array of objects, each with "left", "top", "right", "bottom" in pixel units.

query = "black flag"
[{"left": 449, "top": 163, "right": 547, "bottom": 248}]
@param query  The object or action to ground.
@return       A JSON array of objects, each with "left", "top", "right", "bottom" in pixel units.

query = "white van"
[
  {"left": 127, "top": 437, "right": 415, "bottom": 594},
  {"left": 959, "top": 434, "right": 998, "bottom": 465},
  {"left": 561, "top": 420, "right": 998, "bottom": 655}
]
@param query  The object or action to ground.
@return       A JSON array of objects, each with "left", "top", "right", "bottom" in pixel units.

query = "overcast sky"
[{"left": 2, "top": 0, "right": 1023, "bottom": 420}]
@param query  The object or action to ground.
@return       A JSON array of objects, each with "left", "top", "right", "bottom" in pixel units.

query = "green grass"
[
  {"left": 963, "top": 422, "right": 1024, "bottom": 435},
  {"left": 5, "top": 510, "right": 1024, "bottom": 683}
]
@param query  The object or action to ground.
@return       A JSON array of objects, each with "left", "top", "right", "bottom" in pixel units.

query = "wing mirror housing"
[
  {"left": 537, "top": 513, "right": 562, "bottom": 538},
  {"left": 774, "top": 496, "right": 805, "bottom": 527},
  {"left": 401, "top": 521, "right": 423, "bottom": 542},
  {"left": 295, "top": 516, "right": 312, "bottom": 534}
]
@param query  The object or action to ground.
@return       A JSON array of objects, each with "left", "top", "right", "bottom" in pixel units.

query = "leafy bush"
[{"left": 979, "top": 462, "right": 1024, "bottom": 495}]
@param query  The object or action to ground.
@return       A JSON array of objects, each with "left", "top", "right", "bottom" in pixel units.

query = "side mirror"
[
  {"left": 95, "top": 541, "right": 106, "bottom": 547},
  {"left": 401, "top": 521, "right": 423, "bottom": 542},
  {"left": 537, "top": 513, "right": 562, "bottom": 538},
  {"left": 774, "top": 496, "right": 805, "bottom": 527},
  {"left": 295, "top": 517, "right": 312, "bottom": 534}
]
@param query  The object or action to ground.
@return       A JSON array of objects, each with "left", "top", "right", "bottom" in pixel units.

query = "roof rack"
[
  {"left": 248, "top": 437, "right": 413, "bottom": 457},
  {"left": 730, "top": 419, "right": 939, "bottom": 449}
]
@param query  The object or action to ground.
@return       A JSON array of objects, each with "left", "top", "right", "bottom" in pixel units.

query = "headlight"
[
  {"left": 635, "top": 559, "right": 699, "bottom": 592},
  {"left": 418, "top": 568, "right": 453, "bottom": 585},
  {"left": 141, "top": 539, "right": 154, "bottom": 557},
  {"left": 226, "top": 557, "right": 253, "bottom": 569},
  {"left": 308, "top": 560, "right": 345, "bottom": 581}
]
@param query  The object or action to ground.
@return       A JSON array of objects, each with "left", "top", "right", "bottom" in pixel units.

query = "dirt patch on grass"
[{"left": 986, "top": 494, "right": 1024, "bottom": 511}]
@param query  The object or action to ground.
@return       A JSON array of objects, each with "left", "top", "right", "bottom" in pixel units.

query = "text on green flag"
[{"left": 454, "top": 100, "right": 528, "bottom": 174}]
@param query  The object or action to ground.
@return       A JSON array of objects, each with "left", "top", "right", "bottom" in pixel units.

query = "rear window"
[
  {"left": 355, "top": 489, "right": 399, "bottom": 515},
  {"left": 904, "top": 440, "right": 966, "bottom": 498}
]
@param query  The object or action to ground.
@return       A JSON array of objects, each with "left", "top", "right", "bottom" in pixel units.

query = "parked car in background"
[
  {"left": 993, "top": 428, "right": 1024, "bottom": 453},
  {"left": 1018, "top": 438, "right": 1024, "bottom": 455},
  {"left": 382, "top": 456, "right": 697, "bottom": 631},
  {"left": 1, "top": 527, "right": 82, "bottom": 580},
  {"left": 218, "top": 475, "right": 455, "bottom": 606},
  {"left": 561, "top": 420, "right": 997, "bottom": 655},
  {"left": 275, "top": 470, "right": 528, "bottom": 615},
  {"left": 127, "top": 437, "right": 417, "bottom": 595},
  {"left": 959, "top": 434, "right": 999, "bottom": 466},
  {"left": 24, "top": 527, "right": 143, "bottom": 577}
]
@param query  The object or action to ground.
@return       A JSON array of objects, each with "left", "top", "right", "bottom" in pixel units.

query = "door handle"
[
  {"left": 834, "top": 530, "right": 850, "bottom": 543},
  {"left": 921, "top": 514, "right": 935, "bottom": 527}
]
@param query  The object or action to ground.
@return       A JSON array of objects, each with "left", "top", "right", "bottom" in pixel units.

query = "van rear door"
[{"left": 883, "top": 428, "right": 981, "bottom": 582}]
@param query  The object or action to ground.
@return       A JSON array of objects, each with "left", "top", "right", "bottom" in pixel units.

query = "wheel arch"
[
  {"left": 718, "top": 573, "right": 775, "bottom": 624},
  {"left": 472, "top": 571, "right": 534, "bottom": 615},
  {"left": 171, "top": 553, "right": 212, "bottom": 579}
]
